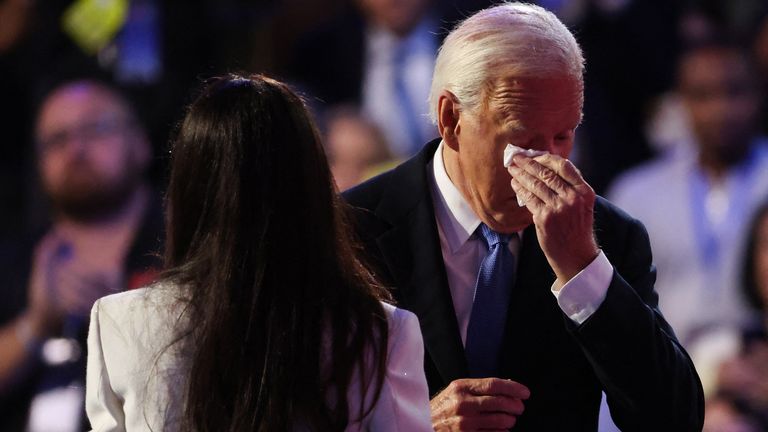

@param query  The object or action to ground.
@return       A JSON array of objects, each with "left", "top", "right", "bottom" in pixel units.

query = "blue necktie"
[{"left": 465, "top": 223, "right": 515, "bottom": 378}]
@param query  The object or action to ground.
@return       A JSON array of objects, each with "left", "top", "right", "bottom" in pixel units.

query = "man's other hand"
[{"left": 430, "top": 378, "right": 530, "bottom": 431}]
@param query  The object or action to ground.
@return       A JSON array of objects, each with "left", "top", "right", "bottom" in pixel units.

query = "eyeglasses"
[{"left": 37, "top": 117, "right": 132, "bottom": 152}]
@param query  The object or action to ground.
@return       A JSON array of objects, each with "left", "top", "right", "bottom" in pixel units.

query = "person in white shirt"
[
  {"left": 609, "top": 40, "right": 768, "bottom": 397},
  {"left": 85, "top": 74, "right": 432, "bottom": 431}
]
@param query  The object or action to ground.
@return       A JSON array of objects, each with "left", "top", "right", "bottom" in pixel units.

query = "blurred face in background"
[
  {"left": 326, "top": 111, "right": 391, "bottom": 191},
  {"left": 679, "top": 47, "right": 761, "bottom": 166},
  {"left": 36, "top": 82, "right": 150, "bottom": 221},
  {"left": 703, "top": 398, "right": 760, "bottom": 432},
  {"left": 755, "top": 212, "right": 768, "bottom": 308},
  {"left": 357, "top": 0, "right": 431, "bottom": 35}
]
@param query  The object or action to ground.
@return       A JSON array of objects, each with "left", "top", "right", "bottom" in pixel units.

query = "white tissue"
[
  {"left": 504, "top": 144, "right": 549, "bottom": 206},
  {"left": 503, "top": 143, "right": 548, "bottom": 167}
]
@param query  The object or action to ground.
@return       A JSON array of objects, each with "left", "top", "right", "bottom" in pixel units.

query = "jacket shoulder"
[
  {"left": 343, "top": 168, "right": 398, "bottom": 211},
  {"left": 594, "top": 195, "right": 653, "bottom": 268},
  {"left": 595, "top": 195, "right": 641, "bottom": 228}
]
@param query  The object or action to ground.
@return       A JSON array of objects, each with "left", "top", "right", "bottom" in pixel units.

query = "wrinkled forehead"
[{"left": 484, "top": 76, "right": 584, "bottom": 127}]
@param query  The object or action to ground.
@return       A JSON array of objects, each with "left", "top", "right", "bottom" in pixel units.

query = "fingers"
[
  {"left": 508, "top": 162, "right": 567, "bottom": 210},
  {"left": 432, "top": 378, "right": 530, "bottom": 431},
  {"left": 464, "top": 377, "right": 531, "bottom": 400},
  {"left": 510, "top": 176, "right": 544, "bottom": 212},
  {"left": 511, "top": 154, "right": 574, "bottom": 197},
  {"left": 528, "top": 153, "right": 585, "bottom": 186},
  {"left": 507, "top": 153, "right": 595, "bottom": 211},
  {"left": 458, "top": 395, "right": 525, "bottom": 416},
  {"left": 29, "top": 236, "right": 67, "bottom": 313},
  {"left": 508, "top": 155, "right": 578, "bottom": 204}
]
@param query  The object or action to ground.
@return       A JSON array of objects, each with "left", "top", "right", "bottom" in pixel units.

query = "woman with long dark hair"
[{"left": 84, "top": 74, "right": 431, "bottom": 431}]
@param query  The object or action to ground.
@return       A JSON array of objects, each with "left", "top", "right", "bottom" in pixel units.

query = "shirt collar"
[{"left": 430, "top": 141, "right": 482, "bottom": 253}]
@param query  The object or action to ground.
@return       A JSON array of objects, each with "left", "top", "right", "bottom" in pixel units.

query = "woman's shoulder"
[
  {"left": 355, "top": 302, "right": 431, "bottom": 431},
  {"left": 92, "top": 282, "right": 183, "bottom": 344},
  {"left": 88, "top": 282, "right": 188, "bottom": 430},
  {"left": 379, "top": 302, "right": 416, "bottom": 325},
  {"left": 96, "top": 282, "right": 178, "bottom": 314},
  {"left": 378, "top": 302, "right": 422, "bottom": 346}
]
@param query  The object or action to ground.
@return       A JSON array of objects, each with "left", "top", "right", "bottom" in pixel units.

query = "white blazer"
[{"left": 85, "top": 285, "right": 432, "bottom": 431}]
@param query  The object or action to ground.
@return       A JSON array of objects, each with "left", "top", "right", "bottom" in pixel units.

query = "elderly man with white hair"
[{"left": 344, "top": 2, "right": 704, "bottom": 431}]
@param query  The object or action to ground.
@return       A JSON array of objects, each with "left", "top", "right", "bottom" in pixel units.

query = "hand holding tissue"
[{"left": 504, "top": 144, "right": 549, "bottom": 206}]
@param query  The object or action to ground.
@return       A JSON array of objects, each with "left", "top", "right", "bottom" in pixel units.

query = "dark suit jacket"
[{"left": 343, "top": 139, "right": 704, "bottom": 431}]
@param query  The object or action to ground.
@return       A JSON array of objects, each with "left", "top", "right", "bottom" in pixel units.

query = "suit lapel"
[{"left": 374, "top": 140, "right": 468, "bottom": 383}]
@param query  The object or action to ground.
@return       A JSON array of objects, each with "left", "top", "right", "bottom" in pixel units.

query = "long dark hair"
[{"left": 162, "top": 74, "right": 391, "bottom": 431}]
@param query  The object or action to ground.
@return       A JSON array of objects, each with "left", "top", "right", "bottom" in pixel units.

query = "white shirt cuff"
[{"left": 550, "top": 250, "right": 613, "bottom": 325}]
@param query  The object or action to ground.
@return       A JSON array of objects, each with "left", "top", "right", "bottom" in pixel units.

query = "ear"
[{"left": 437, "top": 90, "right": 462, "bottom": 150}]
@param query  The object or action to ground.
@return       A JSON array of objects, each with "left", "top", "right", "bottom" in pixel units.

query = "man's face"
[
  {"left": 36, "top": 83, "right": 149, "bottom": 220},
  {"left": 679, "top": 48, "right": 760, "bottom": 162},
  {"left": 450, "top": 76, "right": 582, "bottom": 233}
]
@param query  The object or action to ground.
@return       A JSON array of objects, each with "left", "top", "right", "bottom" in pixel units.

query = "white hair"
[{"left": 428, "top": 2, "right": 585, "bottom": 124}]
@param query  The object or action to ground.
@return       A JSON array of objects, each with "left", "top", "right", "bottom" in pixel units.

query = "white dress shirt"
[
  {"left": 428, "top": 141, "right": 613, "bottom": 345},
  {"left": 609, "top": 142, "right": 768, "bottom": 347}
]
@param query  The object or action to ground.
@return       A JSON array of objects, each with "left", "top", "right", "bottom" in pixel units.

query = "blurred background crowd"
[{"left": 2, "top": 0, "right": 768, "bottom": 430}]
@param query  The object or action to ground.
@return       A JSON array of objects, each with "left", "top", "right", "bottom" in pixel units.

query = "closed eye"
[{"left": 555, "top": 129, "right": 576, "bottom": 141}]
